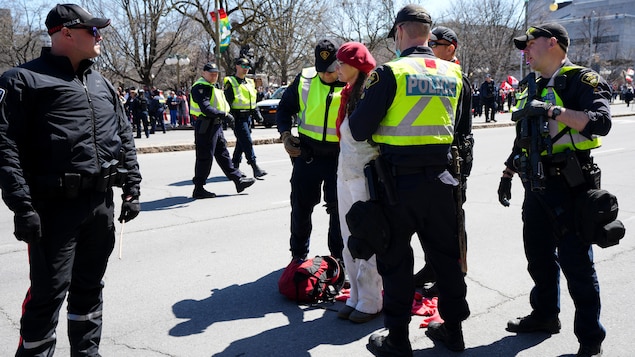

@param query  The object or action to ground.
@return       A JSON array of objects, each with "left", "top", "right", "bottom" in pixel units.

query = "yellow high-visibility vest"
[
  {"left": 514, "top": 66, "right": 601, "bottom": 154},
  {"left": 224, "top": 76, "right": 257, "bottom": 110},
  {"left": 190, "top": 77, "right": 230, "bottom": 117},
  {"left": 372, "top": 57, "right": 461, "bottom": 146},
  {"left": 296, "top": 67, "right": 342, "bottom": 143}
]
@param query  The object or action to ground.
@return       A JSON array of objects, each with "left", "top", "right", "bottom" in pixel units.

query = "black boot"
[
  {"left": 250, "top": 161, "right": 267, "bottom": 178},
  {"left": 234, "top": 177, "right": 256, "bottom": 193},
  {"left": 192, "top": 186, "right": 216, "bottom": 199}
]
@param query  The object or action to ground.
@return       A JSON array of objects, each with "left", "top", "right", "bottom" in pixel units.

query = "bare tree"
[
  {"left": 0, "top": 1, "right": 49, "bottom": 72},
  {"left": 86, "top": 0, "right": 190, "bottom": 89},
  {"left": 249, "top": 0, "right": 329, "bottom": 85},
  {"left": 439, "top": 0, "right": 524, "bottom": 86}
]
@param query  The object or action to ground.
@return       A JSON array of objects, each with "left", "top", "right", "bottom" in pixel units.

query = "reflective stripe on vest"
[
  {"left": 296, "top": 67, "right": 342, "bottom": 142},
  {"left": 224, "top": 76, "right": 257, "bottom": 110},
  {"left": 189, "top": 78, "right": 230, "bottom": 117},
  {"left": 372, "top": 57, "right": 461, "bottom": 146}
]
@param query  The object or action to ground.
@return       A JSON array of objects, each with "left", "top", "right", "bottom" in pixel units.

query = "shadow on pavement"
[
  {"left": 413, "top": 333, "right": 551, "bottom": 356},
  {"left": 141, "top": 196, "right": 194, "bottom": 211},
  {"left": 170, "top": 269, "right": 382, "bottom": 356},
  {"left": 169, "top": 176, "right": 229, "bottom": 187}
]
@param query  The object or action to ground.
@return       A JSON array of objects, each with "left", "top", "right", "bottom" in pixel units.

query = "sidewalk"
[{"left": 134, "top": 102, "right": 634, "bottom": 154}]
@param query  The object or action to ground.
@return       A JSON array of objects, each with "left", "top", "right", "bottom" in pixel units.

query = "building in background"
[{"left": 545, "top": 0, "right": 634, "bottom": 81}]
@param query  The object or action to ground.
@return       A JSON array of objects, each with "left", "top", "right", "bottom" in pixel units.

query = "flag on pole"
[{"left": 210, "top": 9, "right": 231, "bottom": 53}]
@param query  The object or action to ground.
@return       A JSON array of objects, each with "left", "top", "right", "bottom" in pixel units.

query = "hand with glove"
[
  {"left": 255, "top": 109, "right": 265, "bottom": 124},
  {"left": 14, "top": 210, "right": 42, "bottom": 244},
  {"left": 280, "top": 131, "right": 301, "bottom": 158},
  {"left": 526, "top": 99, "right": 553, "bottom": 117},
  {"left": 224, "top": 113, "right": 235, "bottom": 129},
  {"left": 118, "top": 195, "right": 140, "bottom": 223},
  {"left": 498, "top": 176, "right": 512, "bottom": 207}
]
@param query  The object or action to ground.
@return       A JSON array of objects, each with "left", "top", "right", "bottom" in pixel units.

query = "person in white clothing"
[{"left": 334, "top": 42, "right": 382, "bottom": 323}]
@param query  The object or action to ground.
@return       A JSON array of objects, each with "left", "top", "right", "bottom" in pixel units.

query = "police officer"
[
  {"left": 224, "top": 57, "right": 267, "bottom": 178},
  {"left": 414, "top": 26, "right": 474, "bottom": 292},
  {"left": 348, "top": 4, "right": 470, "bottom": 354},
  {"left": 0, "top": 4, "right": 142, "bottom": 355},
  {"left": 127, "top": 88, "right": 151, "bottom": 138},
  {"left": 191, "top": 62, "right": 256, "bottom": 199},
  {"left": 276, "top": 39, "right": 346, "bottom": 261},
  {"left": 498, "top": 23, "right": 612, "bottom": 357}
]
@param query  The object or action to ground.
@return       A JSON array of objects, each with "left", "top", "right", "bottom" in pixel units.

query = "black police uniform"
[
  {"left": 0, "top": 47, "right": 142, "bottom": 356},
  {"left": 480, "top": 79, "right": 497, "bottom": 122},
  {"left": 127, "top": 93, "right": 150, "bottom": 138},
  {"left": 276, "top": 71, "right": 346, "bottom": 260},
  {"left": 349, "top": 45, "right": 470, "bottom": 336},
  {"left": 191, "top": 79, "right": 246, "bottom": 190},
  {"left": 503, "top": 60, "right": 612, "bottom": 348},
  {"left": 415, "top": 63, "right": 473, "bottom": 289},
  {"left": 224, "top": 75, "right": 259, "bottom": 168}
]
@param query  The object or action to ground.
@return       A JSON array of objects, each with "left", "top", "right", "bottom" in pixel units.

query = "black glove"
[
  {"left": 14, "top": 210, "right": 42, "bottom": 244},
  {"left": 498, "top": 177, "right": 512, "bottom": 207},
  {"left": 254, "top": 109, "right": 264, "bottom": 123},
  {"left": 224, "top": 113, "right": 235, "bottom": 129},
  {"left": 118, "top": 195, "right": 140, "bottom": 223},
  {"left": 526, "top": 99, "right": 552, "bottom": 117}
]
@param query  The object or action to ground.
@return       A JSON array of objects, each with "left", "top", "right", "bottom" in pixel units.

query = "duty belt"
[{"left": 390, "top": 165, "right": 446, "bottom": 176}]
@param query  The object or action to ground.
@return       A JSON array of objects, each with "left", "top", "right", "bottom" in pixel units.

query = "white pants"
[{"left": 337, "top": 176, "right": 383, "bottom": 314}]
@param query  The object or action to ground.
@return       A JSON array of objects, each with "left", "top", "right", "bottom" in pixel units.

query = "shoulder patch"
[
  {"left": 0, "top": 88, "right": 5, "bottom": 103},
  {"left": 581, "top": 72, "right": 599, "bottom": 87},
  {"left": 365, "top": 71, "right": 379, "bottom": 90}
]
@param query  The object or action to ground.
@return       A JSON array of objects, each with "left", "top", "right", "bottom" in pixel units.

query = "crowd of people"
[{"left": 0, "top": 3, "right": 618, "bottom": 357}]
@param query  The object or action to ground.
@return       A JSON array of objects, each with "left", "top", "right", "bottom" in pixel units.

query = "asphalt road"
[{"left": 0, "top": 106, "right": 634, "bottom": 356}]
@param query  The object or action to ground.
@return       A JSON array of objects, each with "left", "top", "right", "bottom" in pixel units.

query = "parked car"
[{"left": 256, "top": 86, "right": 289, "bottom": 128}]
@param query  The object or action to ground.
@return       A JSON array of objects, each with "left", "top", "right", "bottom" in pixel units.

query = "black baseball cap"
[
  {"left": 430, "top": 26, "right": 458, "bottom": 47},
  {"left": 203, "top": 62, "right": 219, "bottom": 72},
  {"left": 315, "top": 39, "right": 339, "bottom": 73},
  {"left": 388, "top": 4, "right": 432, "bottom": 38},
  {"left": 46, "top": 4, "right": 111, "bottom": 35},
  {"left": 514, "top": 23, "right": 569, "bottom": 52}
]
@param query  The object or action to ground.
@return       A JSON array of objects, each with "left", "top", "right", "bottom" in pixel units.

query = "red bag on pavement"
[{"left": 278, "top": 256, "right": 345, "bottom": 304}]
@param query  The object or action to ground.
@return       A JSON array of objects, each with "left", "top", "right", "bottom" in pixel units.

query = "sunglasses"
[
  {"left": 240, "top": 64, "right": 251, "bottom": 69},
  {"left": 428, "top": 41, "right": 451, "bottom": 48},
  {"left": 70, "top": 26, "right": 100, "bottom": 38},
  {"left": 526, "top": 26, "right": 553, "bottom": 38}
]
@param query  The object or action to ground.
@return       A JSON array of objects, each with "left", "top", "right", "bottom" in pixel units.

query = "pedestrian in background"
[
  {"left": 334, "top": 42, "right": 383, "bottom": 324},
  {"left": 480, "top": 74, "right": 497, "bottom": 122},
  {"left": 190, "top": 62, "right": 256, "bottom": 199},
  {"left": 276, "top": 39, "right": 346, "bottom": 261},
  {"left": 498, "top": 22, "right": 613, "bottom": 357},
  {"left": 177, "top": 90, "right": 189, "bottom": 126},
  {"left": 0, "top": 4, "right": 142, "bottom": 355},
  {"left": 167, "top": 90, "right": 179, "bottom": 128},
  {"left": 224, "top": 57, "right": 267, "bottom": 178},
  {"left": 349, "top": 4, "right": 470, "bottom": 354}
]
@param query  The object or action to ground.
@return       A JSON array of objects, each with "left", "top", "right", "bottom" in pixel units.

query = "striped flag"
[{"left": 210, "top": 9, "right": 231, "bottom": 53}]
